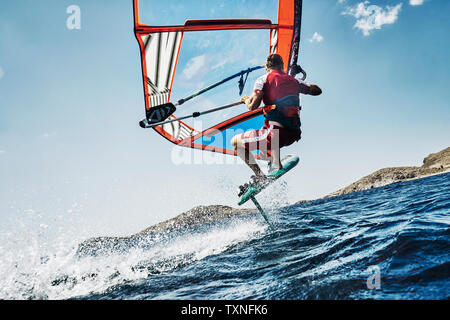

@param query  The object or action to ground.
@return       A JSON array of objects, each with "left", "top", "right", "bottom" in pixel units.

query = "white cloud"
[
  {"left": 409, "top": 0, "right": 424, "bottom": 6},
  {"left": 248, "top": 57, "right": 260, "bottom": 66},
  {"left": 211, "top": 59, "right": 227, "bottom": 70},
  {"left": 0, "top": 66, "right": 4, "bottom": 79},
  {"left": 343, "top": 1, "right": 403, "bottom": 36},
  {"left": 40, "top": 132, "right": 56, "bottom": 139},
  {"left": 182, "top": 55, "right": 207, "bottom": 80},
  {"left": 309, "top": 32, "right": 324, "bottom": 43}
]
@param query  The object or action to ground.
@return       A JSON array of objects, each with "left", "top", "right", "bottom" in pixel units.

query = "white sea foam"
[{"left": 0, "top": 213, "right": 266, "bottom": 300}]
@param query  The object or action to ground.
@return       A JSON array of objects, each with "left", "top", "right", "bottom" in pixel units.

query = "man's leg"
[
  {"left": 231, "top": 135, "right": 265, "bottom": 178},
  {"left": 269, "top": 127, "right": 282, "bottom": 170}
]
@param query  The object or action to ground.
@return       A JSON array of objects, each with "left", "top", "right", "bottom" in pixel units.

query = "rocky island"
[
  {"left": 324, "top": 147, "right": 450, "bottom": 198},
  {"left": 77, "top": 147, "right": 449, "bottom": 255}
]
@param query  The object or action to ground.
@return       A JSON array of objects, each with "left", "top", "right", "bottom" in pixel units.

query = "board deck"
[{"left": 238, "top": 155, "right": 300, "bottom": 206}]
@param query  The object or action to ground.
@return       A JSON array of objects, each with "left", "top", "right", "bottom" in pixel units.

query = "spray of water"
[{"left": 0, "top": 209, "right": 266, "bottom": 300}]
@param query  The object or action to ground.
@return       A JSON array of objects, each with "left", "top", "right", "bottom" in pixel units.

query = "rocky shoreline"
[
  {"left": 77, "top": 147, "right": 449, "bottom": 255},
  {"left": 323, "top": 147, "right": 449, "bottom": 198},
  {"left": 77, "top": 205, "right": 253, "bottom": 256}
]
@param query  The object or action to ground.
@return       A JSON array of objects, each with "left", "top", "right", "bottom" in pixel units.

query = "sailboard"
[
  {"left": 238, "top": 155, "right": 300, "bottom": 206},
  {"left": 132, "top": 0, "right": 305, "bottom": 158}
]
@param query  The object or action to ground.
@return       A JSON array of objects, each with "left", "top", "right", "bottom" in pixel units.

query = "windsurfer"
[{"left": 231, "top": 54, "right": 322, "bottom": 191}]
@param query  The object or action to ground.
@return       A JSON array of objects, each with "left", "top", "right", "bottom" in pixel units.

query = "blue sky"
[{"left": 0, "top": 0, "right": 449, "bottom": 237}]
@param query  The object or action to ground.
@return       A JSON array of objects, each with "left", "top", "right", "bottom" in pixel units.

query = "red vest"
[
  {"left": 262, "top": 70, "right": 301, "bottom": 130},
  {"left": 262, "top": 70, "right": 301, "bottom": 104}
]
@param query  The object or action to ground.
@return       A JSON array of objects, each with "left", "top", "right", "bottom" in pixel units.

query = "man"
[{"left": 231, "top": 54, "right": 322, "bottom": 193}]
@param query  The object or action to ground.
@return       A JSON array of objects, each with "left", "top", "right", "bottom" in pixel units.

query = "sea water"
[{"left": 1, "top": 173, "right": 448, "bottom": 300}]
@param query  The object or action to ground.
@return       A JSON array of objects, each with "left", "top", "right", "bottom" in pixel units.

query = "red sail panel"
[{"left": 277, "top": 0, "right": 296, "bottom": 73}]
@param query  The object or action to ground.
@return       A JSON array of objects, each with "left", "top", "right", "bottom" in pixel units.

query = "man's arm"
[
  {"left": 241, "top": 90, "right": 264, "bottom": 111},
  {"left": 299, "top": 81, "right": 322, "bottom": 96},
  {"left": 309, "top": 84, "right": 322, "bottom": 96}
]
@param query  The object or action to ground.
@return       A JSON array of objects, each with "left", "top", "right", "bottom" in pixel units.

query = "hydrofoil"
[{"left": 237, "top": 155, "right": 300, "bottom": 229}]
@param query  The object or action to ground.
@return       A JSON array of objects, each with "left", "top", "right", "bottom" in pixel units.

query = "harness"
[{"left": 264, "top": 95, "right": 301, "bottom": 130}]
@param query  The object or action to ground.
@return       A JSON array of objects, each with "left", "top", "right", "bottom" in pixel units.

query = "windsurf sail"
[{"left": 133, "top": 0, "right": 304, "bottom": 157}]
